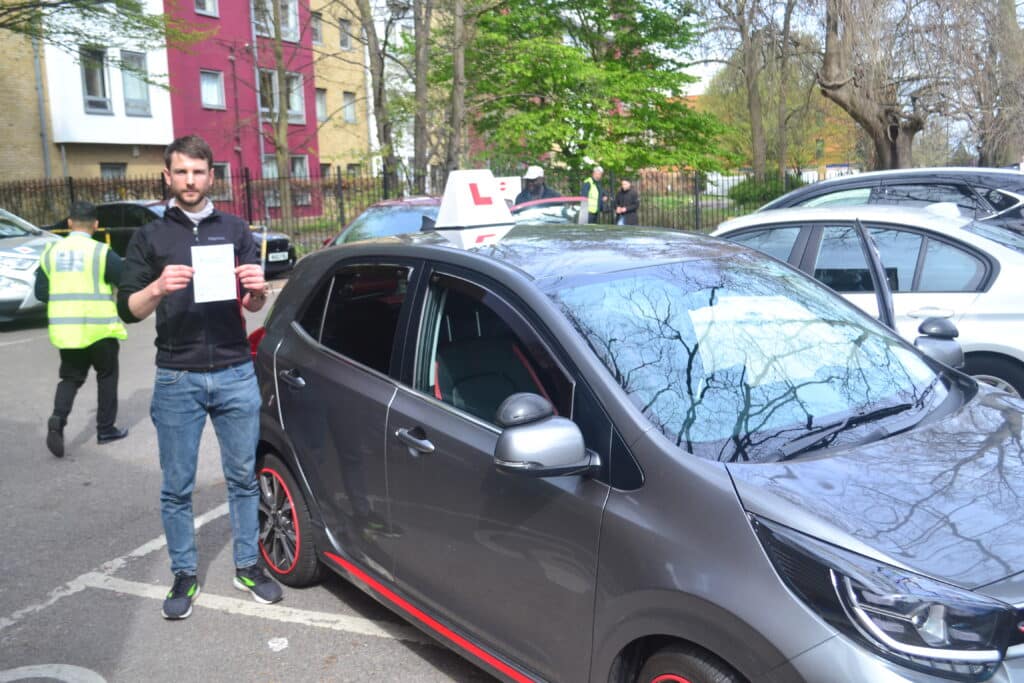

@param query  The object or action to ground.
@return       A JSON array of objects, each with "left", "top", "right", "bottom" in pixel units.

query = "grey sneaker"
[
  {"left": 162, "top": 573, "right": 200, "bottom": 620},
  {"left": 233, "top": 564, "right": 283, "bottom": 604}
]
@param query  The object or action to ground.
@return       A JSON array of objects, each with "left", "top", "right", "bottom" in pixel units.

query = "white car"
[
  {"left": 714, "top": 205, "right": 1024, "bottom": 396},
  {"left": 0, "top": 208, "right": 60, "bottom": 322}
]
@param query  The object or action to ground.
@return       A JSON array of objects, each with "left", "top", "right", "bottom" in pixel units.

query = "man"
[
  {"left": 614, "top": 178, "right": 640, "bottom": 225},
  {"left": 580, "top": 166, "right": 608, "bottom": 224},
  {"left": 117, "top": 135, "right": 282, "bottom": 620},
  {"left": 37, "top": 200, "right": 129, "bottom": 458},
  {"left": 513, "top": 165, "right": 561, "bottom": 205}
]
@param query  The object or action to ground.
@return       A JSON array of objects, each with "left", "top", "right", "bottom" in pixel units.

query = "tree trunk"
[
  {"left": 444, "top": 0, "right": 466, "bottom": 178},
  {"left": 356, "top": 0, "right": 398, "bottom": 195},
  {"left": 776, "top": 0, "right": 796, "bottom": 184},
  {"left": 818, "top": 0, "right": 923, "bottom": 170},
  {"left": 413, "top": 0, "right": 432, "bottom": 194},
  {"left": 741, "top": 19, "right": 766, "bottom": 180}
]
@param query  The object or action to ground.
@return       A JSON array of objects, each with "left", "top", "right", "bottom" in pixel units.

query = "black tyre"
[
  {"left": 637, "top": 644, "right": 744, "bottom": 683},
  {"left": 257, "top": 453, "right": 324, "bottom": 587},
  {"left": 963, "top": 354, "right": 1024, "bottom": 398}
]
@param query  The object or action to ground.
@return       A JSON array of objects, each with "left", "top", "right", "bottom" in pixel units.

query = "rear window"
[
  {"left": 339, "top": 205, "right": 439, "bottom": 244},
  {"left": 965, "top": 221, "right": 1024, "bottom": 255}
]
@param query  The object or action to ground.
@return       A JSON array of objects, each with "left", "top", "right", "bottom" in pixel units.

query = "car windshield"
[
  {"left": 337, "top": 205, "right": 439, "bottom": 244},
  {"left": 548, "top": 255, "right": 944, "bottom": 463},
  {"left": 964, "top": 221, "right": 1024, "bottom": 255},
  {"left": 0, "top": 209, "right": 38, "bottom": 238},
  {"left": 511, "top": 199, "right": 582, "bottom": 225}
]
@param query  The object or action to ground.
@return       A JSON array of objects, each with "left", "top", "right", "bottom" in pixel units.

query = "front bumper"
[{"left": 0, "top": 278, "right": 42, "bottom": 322}]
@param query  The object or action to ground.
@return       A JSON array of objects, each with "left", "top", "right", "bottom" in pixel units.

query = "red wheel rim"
[
  {"left": 651, "top": 676, "right": 692, "bottom": 683},
  {"left": 258, "top": 467, "right": 301, "bottom": 574}
]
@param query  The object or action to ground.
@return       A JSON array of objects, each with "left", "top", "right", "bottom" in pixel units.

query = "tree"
[{"left": 462, "top": 0, "right": 725, "bottom": 176}]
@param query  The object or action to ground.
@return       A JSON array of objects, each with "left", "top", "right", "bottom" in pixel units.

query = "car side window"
[
  {"left": 416, "top": 274, "right": 572, "bottom": 425},
  {"left": 123, "top": 205, "right": 154, "bottom": 226},
  {"left": 812, "top": 225, "right": 874, "bottom": 293},
  {"left": 728, "top": 227, "right": 801, "bottom": 263},
  {"left": 917, "top": 240, "right": 986, "bottom": 292},
  {"left": 96, "top": 205, "right": 122, "bottom": 228},
  {"left": 880, "top": 183, "right": 983, "bottom": 216},
  {"left": 317, "top": 264, "right": 411, "bottom": 373},
  {"left": 980, "top": 188, "right": 1021, "bottom": 213},
  {"left": 866, "top": 227, "right": 923, "bottom": 293},
  {"left": 800, "top": 187, "right": 872, "bottom": 207}
]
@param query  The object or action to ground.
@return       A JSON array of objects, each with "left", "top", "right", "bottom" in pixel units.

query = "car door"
[
  {"left": 273, "top": 261, "right": 419, "bottom": 578},
  {"left": 385, "top": 269, "right": 609, "bottom": 682},
  {"left": 802, "top": 222, "right": 883, "bottom": 320}
]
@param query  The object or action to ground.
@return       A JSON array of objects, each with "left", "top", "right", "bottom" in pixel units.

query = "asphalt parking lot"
[{"left": 0, "top": 282, "right": 495, "bottom": 683}]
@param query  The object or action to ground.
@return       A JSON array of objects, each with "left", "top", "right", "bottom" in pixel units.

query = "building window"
[
  {"left": 200, "top": 70, "right": 225, "bottom": 109},
  {"left": 210, "top": 162, "right": 233, "bottom": 201},
  {"left": 339, "top": 19, "right": 352, "bottom": 49},
  {"left": 255, "top": 0, "right": 299, "bottom": 42},
  {"left": 311, "top": 12, "right": 322, "bottom": 44},
  {"left": 120, "top": 51, "right": 150, "bottom": 117},
  {"left": 346, "top": 163, "right": 361, "bottom": 176},
  {"left": 342, "top": 91, "right": 356, "bottom": 123},
  {"left": 320, "top": 163, "right": 331, "bottom": 178},
  {"left": 195, "top": 0, "right": 218, "bottom": 16},
  {"left": 262, "top": 155, "right": 311, "bottom": 206},
  {"left": 315, "top": 88, "right": 327, "bottom": 122},
  {"left": 259, "top": 70, "right": 304, "bottom": 123},
  {"left": 81, "top": 47, "right": 111, "bottom": 114},
  {"left": 100, "top": 163, "right": 126, "bottom": 179}
]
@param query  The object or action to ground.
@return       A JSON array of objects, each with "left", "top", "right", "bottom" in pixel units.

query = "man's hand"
[
  {"left": 237, "top": 263, "right": 267, "bottom": 311},
  {"left": 153, "top": 264, "right": 195, "bottom": 296}
]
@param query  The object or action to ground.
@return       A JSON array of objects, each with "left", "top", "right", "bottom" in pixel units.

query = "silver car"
[
  {"left": 0, "top": 208, "right": 59, "bottom": 322},
  {"left": 252, "top": 222, "right": 1024, "bottom": 683}
]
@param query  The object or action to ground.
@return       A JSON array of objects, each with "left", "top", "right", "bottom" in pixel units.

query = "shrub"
[{"left": 727, "top": 174, "right": 805, "bottom": 205}]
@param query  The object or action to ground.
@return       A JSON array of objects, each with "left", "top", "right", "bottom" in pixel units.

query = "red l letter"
[{"left": 469, "top": 183, "right": 493, "bottom": 205}]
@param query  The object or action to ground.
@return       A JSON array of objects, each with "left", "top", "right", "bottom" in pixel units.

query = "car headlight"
[
  {"left": 0, "top": 254, "right": 38, "bottom": 271},
  {"left": 0, "top": 274, "right": 30, "bottom": 293},
  {"left": 752, "top": 516, "right": 1014, "bottom": 681}
]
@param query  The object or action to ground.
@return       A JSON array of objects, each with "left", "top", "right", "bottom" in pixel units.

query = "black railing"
[{"left": 0, "top": 167, "right": 818, "bottom": 257}]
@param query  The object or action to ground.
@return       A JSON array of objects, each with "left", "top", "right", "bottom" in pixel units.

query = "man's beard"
[{"left": 173, "top": 188, "right": 208, "bottom": 212}]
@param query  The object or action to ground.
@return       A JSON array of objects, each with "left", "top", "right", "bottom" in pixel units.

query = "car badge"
[{"left": 14, "top": 246, "right": 34, "bottom": 254}]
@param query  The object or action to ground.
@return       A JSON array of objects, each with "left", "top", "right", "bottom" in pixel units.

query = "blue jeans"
[{"left": 151, "top": 362, "right": 261, "bottom": 575}]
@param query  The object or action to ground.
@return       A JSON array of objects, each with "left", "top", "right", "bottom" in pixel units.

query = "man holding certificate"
[{"left": 116, "top": 135, "right": 283, "bottom": 620}]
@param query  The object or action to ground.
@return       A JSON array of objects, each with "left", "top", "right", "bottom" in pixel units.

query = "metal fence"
[{"left": 0, "top": 166, "right": 808, "bottom": 256}]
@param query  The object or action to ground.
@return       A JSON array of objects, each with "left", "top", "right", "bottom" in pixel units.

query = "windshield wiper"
[{"left": 779, "top": 402, "right": 914, "bottom": 460}]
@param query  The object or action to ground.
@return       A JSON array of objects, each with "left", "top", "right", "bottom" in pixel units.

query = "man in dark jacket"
[
  {"left": 513, "top": 165, "right": 561, "bottom": 205},
  {"left": 117, "top": 135, "right": 283, "bottom": 620},
  {"left": 614, "top": 178, "right": 640, "bottom": 225}
]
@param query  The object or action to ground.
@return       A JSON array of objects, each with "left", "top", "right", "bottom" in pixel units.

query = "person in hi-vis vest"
[{"left": 36, "top": 200, "right": 128, "bottom": 458}]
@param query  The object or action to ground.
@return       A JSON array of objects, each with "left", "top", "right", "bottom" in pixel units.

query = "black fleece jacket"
[{"left": 116, "top": 205, "right": 260, "bottom": 370}]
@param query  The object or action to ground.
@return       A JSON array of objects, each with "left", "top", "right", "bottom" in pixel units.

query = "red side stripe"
[
  {"left": 324, "top": 552, "right": 534, "bottom": 683},
  {"left": 434, "top": 360, "right": 443, "bottom": 400}
]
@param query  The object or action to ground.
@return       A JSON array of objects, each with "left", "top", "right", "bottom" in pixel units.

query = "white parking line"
[
  {"left": 2, "top": 501, "right": 422, "bottom": 646},
  {"left": 78, "top": 573, "right": 427, "bottom": 643}
]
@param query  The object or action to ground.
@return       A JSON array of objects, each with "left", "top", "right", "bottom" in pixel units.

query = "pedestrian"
[
  {"left": 37, "top": 200, "right": 129, "bottom": 458},
  {"left": 580, "top": 166, "right": 609, "bottom": 223},
  {"left": 614, "top": 178, "right": 640, "bottom": 225},
  {"left": 116, "top": 134, "right": 282, "bottom": 620},
  {"left": 513, "top": 165, "right": 561, "bottom": 205}
]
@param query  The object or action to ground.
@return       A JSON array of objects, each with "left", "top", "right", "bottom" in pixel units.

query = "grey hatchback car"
[{"left": 253, "top": 222, "right": 1024, "bottom": 682}]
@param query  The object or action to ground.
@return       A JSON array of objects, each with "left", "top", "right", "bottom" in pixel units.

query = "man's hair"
[
  {"left": 593, "top": 166, "right": 603, "bottom": 174},
  {"left": 164, "top": 135, "right": 214, "bottom": 169},
  {"left": 68, "top": 200, "right": 97, "bottom": 222}
]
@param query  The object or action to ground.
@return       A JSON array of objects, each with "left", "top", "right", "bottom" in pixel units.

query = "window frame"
[
  {"left": 254, "top": 0, "right": 299, "bottom": 42},
  {"left": 310, "top": 11, "right": 323, "bottom": 44},
  {"left": 80, "top": 46, "right": 112, "bottom": 115},
  {"left": 120, "top": 50, "right": 150, "bottom": 117},
  {"left": 195, "top": 0, "right": 219, "bottom": 17},
  {"left": 211, "top": 162, "right": 233, "bottom": 201},
  {"left": 342, "top": 90, "right": 356, "bottom": 123},
  {"left": 339, "top": 19, "right": 352, "bottom": 49},
  {"left": 315, "top": 87, "right": 328, "bottom": 122},
  {"left": 199, "top": 69, "right": 226, "bottom": 110},
  {"left": 258, "top": 69, "right": 305, "bottom": 123}
]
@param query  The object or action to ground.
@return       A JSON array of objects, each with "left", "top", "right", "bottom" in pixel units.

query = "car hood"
[
  {"left": 251, "top": 229, "right": 290, "bottom": 241},
  {"left": 0, "top": 232, "right": 59, "bottom": 263},
  {"left": 729, "top": 387, "right": 1024, "bottom": 589}
]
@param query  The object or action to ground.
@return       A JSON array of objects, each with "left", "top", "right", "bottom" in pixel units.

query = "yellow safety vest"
[
  {"left": 585, "top": 178, "right": 601, "bottom": 214},
  {"left": 40, "top": 232, "right": 127, "bottom": 349}
]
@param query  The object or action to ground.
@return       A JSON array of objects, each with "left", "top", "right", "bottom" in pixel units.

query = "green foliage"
[
  {"left": 727, "top": 174, "right": 805, "bottom": 205},
  {"left": 457, "top": 0, "right": 727, "bottom": 176}
]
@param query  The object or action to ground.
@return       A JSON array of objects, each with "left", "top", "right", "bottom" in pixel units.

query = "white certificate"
[{"left": 191, "top": 244, "right": 237, "bottom": 303}]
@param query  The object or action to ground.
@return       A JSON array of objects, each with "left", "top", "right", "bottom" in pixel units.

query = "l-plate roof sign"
[{"left": 434, "top": 169, "right": 515, "bottom": 249}]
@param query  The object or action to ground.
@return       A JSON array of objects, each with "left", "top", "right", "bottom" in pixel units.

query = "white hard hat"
[{"left": 523, "top": 165, "right": 544, "bottom": 180}]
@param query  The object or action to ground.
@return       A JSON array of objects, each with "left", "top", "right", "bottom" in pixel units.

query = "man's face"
[
  {"left": 163, "top": 152, "right": 214, "bottom": 211},
  {"left": 525, "top": 177, "right": 543, "bottom": 193},
  {"left": 621, "top": 180, "right": 631, "bottom": 191},
  {"left": 593, "top": 169, "right": 603, "bottom": 181}
]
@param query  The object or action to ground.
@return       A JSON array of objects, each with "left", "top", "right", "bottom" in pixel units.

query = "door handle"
[
  {"left": 395, "top": 427, "right": 435, "bottom": 456},
  {"left": 908, "top": 307, "right": 954, "bottom": 319},
  {"left": 278, "top": 368, "right": 306, "bottom": 389}
]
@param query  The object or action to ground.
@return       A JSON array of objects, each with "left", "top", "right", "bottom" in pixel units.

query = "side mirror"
[
  {"left": 493, "top": 393, "right": 599, "bottom": 478},
  {"left": 914, "top": 316, "right": 964, "bottom": 369}
]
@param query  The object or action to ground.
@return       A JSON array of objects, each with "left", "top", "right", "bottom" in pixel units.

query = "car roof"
[
  {"left": 315, "top": 223, "right": 748, "bottom": 286},
  {"left": 369, "top": 196, "right": 441, "bottom": 208},
  {"left": 716, "top": 205, "right": 973, "bottom": 235}
]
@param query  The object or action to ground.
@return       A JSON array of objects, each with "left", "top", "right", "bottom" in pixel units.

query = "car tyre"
[
  {"left": 963, "top": 354, "right": 1024, "bottom": 398},
  {"left": 637, "top": 644, "right": 743, "bottom": 683},
  {"left": 258, "top": 453, "right": 324, "bottom": 587}
]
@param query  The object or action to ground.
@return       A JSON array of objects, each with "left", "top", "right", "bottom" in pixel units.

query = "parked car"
[
  {"left": 0, "top": 208, "right": 60, "bottom": 322},
  {"left": 326, "top": 196, "right": 441, "bottom": 246},
  {"left": 248, "top": 172, "right": 1024, "bottom": 683},
  {"left": 509, "top": 195, "right": 587, "bottom": 224},
  {"left": 45, "top": 200, "right": 296, "bottom": 275},
  {"left": 759, "top": 167, "right": 1024, "bottom": 232},
  {"left": 714, "top": 205, "right": 1024, "bottom": 396}
]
